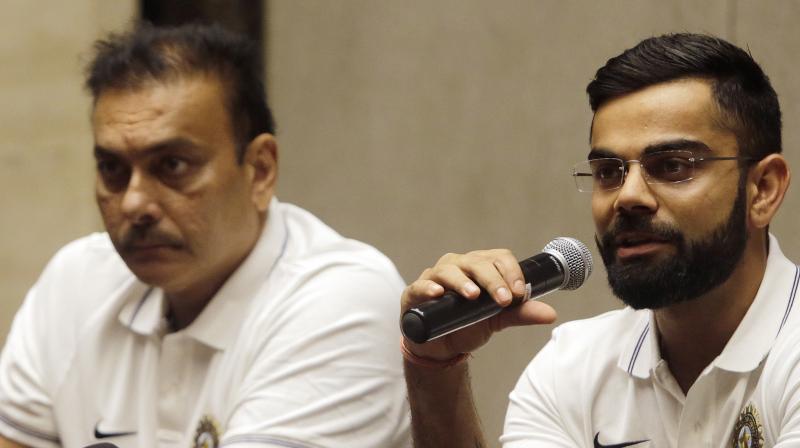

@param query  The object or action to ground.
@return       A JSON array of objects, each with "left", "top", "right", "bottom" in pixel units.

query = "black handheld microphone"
[{"left": 401, "top": 237, "right": 593, "bottom": 343}]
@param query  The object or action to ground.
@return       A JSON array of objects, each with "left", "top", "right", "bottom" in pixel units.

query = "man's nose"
[
  {"left": 613, "top": 162, "right": 658, "bottom": 215},
  {"left": 120, "top": 171, "right": 163, "bottom": 226}
]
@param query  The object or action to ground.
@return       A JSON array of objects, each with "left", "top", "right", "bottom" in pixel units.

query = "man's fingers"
[
  {"left": 491, "top": 253, "right": 526, "bottom": 297},
  {"left": 408, "top": 279, "right": 445, "bottom": 297},
  {"left": 402, "top": 249, "right": 553, "bottom": 359},
  {"left": 402, "top": 279, "right": 445, "bottom": 310},
  {"left": 459, "top": 250, "right": 521, "bottom": 306},
  {"left": 457, "top": 261, "right": 511, "bottom": 305},
  {"left": 408, "top": 249, "right": 522, "bottom": 310}
]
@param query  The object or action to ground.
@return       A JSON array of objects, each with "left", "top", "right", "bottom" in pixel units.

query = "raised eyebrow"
[
  {"left": 93, "top": 137, "right": 201, "bottom": 159},
  {"left": 641, "top": 139, "right": 711, "bottom": 155},
  {"left": 587, "top": 148, "right": 618, "bottom": 160},
  {"left": 93, "top": 145, "right": 118, "bottom": 159}
]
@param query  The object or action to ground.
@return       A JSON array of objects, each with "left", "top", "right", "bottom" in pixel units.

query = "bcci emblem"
[
  {"left": 732, "top": 404, "right": 764, "bottom": 448},
  {"left": 193, "top": 415, "right": 220, "bottom": 448}
]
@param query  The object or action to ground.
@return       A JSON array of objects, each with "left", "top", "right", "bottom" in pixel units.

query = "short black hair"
[
  {"left": 85, "top": 22, "right": 275, "bottom": 161},
  {"left": 587, "top": 33, "right": 781, "bottom": 160}
]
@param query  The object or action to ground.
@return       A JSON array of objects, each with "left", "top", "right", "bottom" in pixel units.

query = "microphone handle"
[{"left": 402, "top": 252, "right": 564, "bottom": 343}]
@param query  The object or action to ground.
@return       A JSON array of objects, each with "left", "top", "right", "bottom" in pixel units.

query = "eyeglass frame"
[{"left": 571, "top": 149, "right": 755, "bottom": 193}]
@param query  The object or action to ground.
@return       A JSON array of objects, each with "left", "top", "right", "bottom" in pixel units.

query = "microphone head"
[{"left": 543, "top": 237, "right": 593, "bottom": 290}]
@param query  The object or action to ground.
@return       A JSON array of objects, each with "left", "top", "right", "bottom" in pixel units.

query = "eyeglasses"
[{"left": 571, "top": 150, "right": 753, "bottom": 193}]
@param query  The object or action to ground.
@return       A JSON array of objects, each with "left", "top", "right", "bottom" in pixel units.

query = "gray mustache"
[{"left": 119, "top": 227, "right": 183, "bottom": 250}]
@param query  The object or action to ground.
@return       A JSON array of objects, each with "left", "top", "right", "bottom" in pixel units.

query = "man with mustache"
[
  {"left": 402, "top": 34, "right": 794, "bottom": 447},
  {"left": 0, "top": 24, "right": 410, "bottom": 447}
]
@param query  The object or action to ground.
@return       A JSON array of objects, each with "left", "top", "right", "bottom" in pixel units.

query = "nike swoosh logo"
[
  {"left": 594, "top": 432, "right": 648, "bottom": 448},
  {"left": 94, "top": 421, "right": 136, "bottom": 439}
]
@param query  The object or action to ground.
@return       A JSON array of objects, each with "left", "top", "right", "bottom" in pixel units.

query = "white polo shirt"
[
  {"left": 502, "top": 235, "right": 800, "bottom": 447},
  {"left": 0, "top": 199, "right": 410, "bottom": 448}
]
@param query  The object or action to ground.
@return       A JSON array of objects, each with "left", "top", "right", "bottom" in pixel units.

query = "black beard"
[{"left": 596, "top": 180, "right": 748, "bottom": 310}]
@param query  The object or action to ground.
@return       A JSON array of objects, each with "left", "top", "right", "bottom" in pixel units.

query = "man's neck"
[
  {"left": 165, "top": 272, "right": 233, "bottom": 331},
  {"left": 654, "top": 236, "right": 768, "bottom": 394},
  {"left": 164, "top": 220, "right": 265, "bottom": 331}
]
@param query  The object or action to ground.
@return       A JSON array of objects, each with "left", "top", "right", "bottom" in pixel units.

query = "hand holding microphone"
[{"left": 400, "top": 237, "right": 593, "bottom": 361}]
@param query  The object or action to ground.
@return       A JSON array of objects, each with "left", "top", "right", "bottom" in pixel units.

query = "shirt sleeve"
[
  {"left": 219, "top": 264, "right": 410, "bottom": 448},
  {"left": 0, "top": 281, "right": 61, "bottom": 448},
  {"left": 500, "top": 331, "right": 580, "bottom": 447}
]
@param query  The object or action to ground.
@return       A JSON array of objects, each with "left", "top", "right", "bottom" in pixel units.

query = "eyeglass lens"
[{"left": 574, "top": 150, "right": 696, "bottom": 192}]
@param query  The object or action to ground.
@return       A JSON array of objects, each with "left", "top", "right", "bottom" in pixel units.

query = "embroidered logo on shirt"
[
  {"left": 593, "top": 432, "right": 648, "bottom": 447},
  {"left": 93, "top": 420, "right": 136, "bottom": 439},
  {"left": 732, "top": 403, "right": 764, "bottom": 448},
  {"left": 193, "top": 415, "right": 221, "bottom": 448}
]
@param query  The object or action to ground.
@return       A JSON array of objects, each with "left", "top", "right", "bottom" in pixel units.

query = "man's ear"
[
  {"left": 748, "top": 153, "right": 790, "bottom": 229},
  {"left": 244, "top": 133, "right": 278, "bottom": 212}
]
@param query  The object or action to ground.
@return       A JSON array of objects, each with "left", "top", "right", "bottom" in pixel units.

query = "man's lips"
[
  {"left": 123, "top": 241, "right": 183, "bottom": 257},
  {"left": 127, "top": 243, "right": 179, "bottom": 250},
  {"left": 613, "top": 233, "right": 672, "bottom": 259},
  {"left": 616, "top": 241, "right": 672, "bottom": 259}
]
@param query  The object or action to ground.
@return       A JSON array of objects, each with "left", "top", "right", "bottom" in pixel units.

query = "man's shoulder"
[
  {"left": 554, "top": 306, "right": 646, "bottom": 342},
  {"left": 277, "top": 201, "right": 402, "bottom": 283},
  {"left": 34, "top": 232, "right": 133, "bottom": 305},
  {"left": 10, "top": 233, "right": 138, "bottom": 373},
  {"left": 240, "top": 202, "right": 404, "bottom": 328},
  {"left": 546, "top": 307, "right": 650, "bottom": 364},
  {"left": 49, "top": 232, "right": 122, "bottom": 267},
  {"left": 513, "top": 307, "right": 651, "bottom": 428}
]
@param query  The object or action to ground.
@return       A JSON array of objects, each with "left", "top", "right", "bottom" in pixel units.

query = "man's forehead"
[
  {"left": 591, "top": 78, "right": 716, "bottom": 125},
  {"left": 93, "top": 73, "right": 227, "bottom": 109},
  {"left": 588, "top": 78, "right": 734, "bottom": 157},
  {"left": 95, "top": 75, "right": 227, "bottom": 118},
  {"left": 91, "top": 75, "right": 234, "bottom": 154}
]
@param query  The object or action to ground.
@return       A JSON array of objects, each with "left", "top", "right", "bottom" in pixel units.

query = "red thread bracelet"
[{"left": 400, "top": 337, "right": 471, "bottom": 369}]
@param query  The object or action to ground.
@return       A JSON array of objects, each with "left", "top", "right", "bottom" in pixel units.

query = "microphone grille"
[{"left": 543, "top": 237, "right": 593, "bottom": 290}]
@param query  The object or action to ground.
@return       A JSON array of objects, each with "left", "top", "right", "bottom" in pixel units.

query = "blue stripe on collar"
[
  {"left": 628, "top": 323, "right": 650, "bottom": 375},
  {"left": 128, "top": 286, "right": 154, "bottom": 327},
  {"left": 777, "top": 265, "right": 800, "bottom": 335}
]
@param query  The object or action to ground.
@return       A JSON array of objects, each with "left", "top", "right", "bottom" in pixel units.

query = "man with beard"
[
  {"left": 402, "top": 34, "right": 795, "bottom": 447},
  {"left": 0, "top": 24, "right": 410, "bottom": 447}
]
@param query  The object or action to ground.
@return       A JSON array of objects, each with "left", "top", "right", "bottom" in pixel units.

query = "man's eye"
[
  {"left": 97, "top": 158, "right": 126, "bottom": 179},
  {"left": 159, "top": 156, "right": 189, "bottom": 176},
  {"left": 596, "top": 167, "right": 619, "bottom": 179},
  {"left": 650, "top": 157, "right": 692, "bottom": 181},
  {"left": 591, "top": 161, "right": 622, "bottom": 182},
  {"left": 98, "top": 159, "right": 118, "bottom": 175},
  {"left": 96, "top": 158, "right": 130, "bottom": 190}
]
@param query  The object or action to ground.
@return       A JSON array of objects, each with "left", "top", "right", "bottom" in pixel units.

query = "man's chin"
[
  {"left": 607, "top": 255, "right": 665, "bottom": 275},
  {"left": 605, "top": 259, "right": 684, "bottom": 310},
  {"left": 611, "top": 284, "right": 678, "bottom": 310},
  {"left": 122, "top": 258, "right": 181, "bottom": 288}
]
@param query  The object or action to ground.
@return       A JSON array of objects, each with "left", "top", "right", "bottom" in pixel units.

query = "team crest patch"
[
  {"left": 193, "top": 415, "right": 220, "bottom": 448},
  {"left": 732, "top": 404, "right": 764, "bottom": 448}
]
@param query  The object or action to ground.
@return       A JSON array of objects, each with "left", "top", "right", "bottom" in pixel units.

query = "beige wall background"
[
  {"left": 0, "top": 2, "right": 137, "bottom": 334},
  {"left": 2, "top": 1, "right": 799, "bottom": 445}
]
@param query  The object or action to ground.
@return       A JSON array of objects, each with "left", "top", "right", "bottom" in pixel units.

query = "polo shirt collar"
[
  {"left": 186, "top": 198, "right": 288, "bottom": 350},
  {"left": 714, "top": 235, "right": 799, "bottom": 372},
  {"left": 617, "top": 310, "right": 654, "bottom": 379},
  {"left": 118, "top": 198, "right": 290, "bottom": 350},
  {"left": 618, "top": 234, "right": 800, "bottom": 378},
  {"left": 118, "top": 284, "right": 166, "bottom": 336}
]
